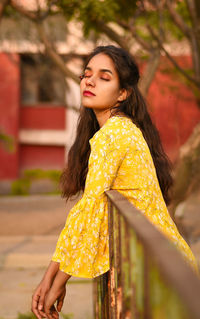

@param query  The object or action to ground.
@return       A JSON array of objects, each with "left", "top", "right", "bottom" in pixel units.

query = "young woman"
[{"left": 32, "top": 45, "right": 198, "bottom": 319}]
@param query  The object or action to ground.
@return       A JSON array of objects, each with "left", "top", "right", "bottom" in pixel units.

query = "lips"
[{"left": 83, "top": 90, "right": 96, "bottom": 96}]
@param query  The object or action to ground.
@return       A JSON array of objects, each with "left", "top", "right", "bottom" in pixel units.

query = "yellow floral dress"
[{"left": 52, "top": 115, "right": 198, "bottom": 278}]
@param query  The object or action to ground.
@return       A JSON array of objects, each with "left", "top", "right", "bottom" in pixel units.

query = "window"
[{"left": 20, "top": 54, "right": 66, "bottom": 105}]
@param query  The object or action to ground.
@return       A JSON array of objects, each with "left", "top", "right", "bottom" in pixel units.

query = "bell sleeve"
[{"left": 52, "top": 128, "right": 131, "bottom": 278}]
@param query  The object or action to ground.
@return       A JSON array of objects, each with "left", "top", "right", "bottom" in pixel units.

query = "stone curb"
[{"left": 0, "top": 236, "right": 57, "bottom": 269}]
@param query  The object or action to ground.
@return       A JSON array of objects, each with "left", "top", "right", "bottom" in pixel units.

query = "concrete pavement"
[
  {"left": 0, "top": 194, "right": 93, "bottom": 319},
  {"left": 0, "top": 235, "right": 58, "bottom": 269}
]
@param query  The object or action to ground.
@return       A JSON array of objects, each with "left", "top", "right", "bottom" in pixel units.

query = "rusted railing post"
[{"left": 93, "top": 190, "right": 200, "bottom": 319}]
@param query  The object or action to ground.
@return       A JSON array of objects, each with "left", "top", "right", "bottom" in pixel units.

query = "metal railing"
[{"left": 93, "top": 190, "right": 200, "bottom": 319}]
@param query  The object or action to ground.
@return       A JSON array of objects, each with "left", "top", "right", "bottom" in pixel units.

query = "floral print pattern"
[{"left": 52, "top": 116, "right": 198, "bottom": 278}]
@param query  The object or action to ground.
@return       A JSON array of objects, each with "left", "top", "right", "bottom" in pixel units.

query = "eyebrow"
[{"left": 85, "top": 66, "right": 113, "bottom": 75}]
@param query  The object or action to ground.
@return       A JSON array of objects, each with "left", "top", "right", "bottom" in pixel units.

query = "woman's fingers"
[
  {"left": 45, "top": 305, "right": 59, "bottom": 319},
  {"left": 56, "top": 288, "right": 66, "bottom": 312},
  {"left": 31, "top": 282, "right": 51, "bottom": 319},
  {"left": 31, "top": 293, "right": 42, "bottom": 319},
  {"left": 56, "top": 298, "right": 63, "bottom": 313},
  {"left": 44, "top": 291, "right": 57, "bottom": 319},
  {"left": 38, "top": 290, "right": 47, "bottom": 317}
]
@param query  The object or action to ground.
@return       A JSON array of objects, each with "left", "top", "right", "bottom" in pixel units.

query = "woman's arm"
[
  {"left": 52, "top": 127, "right": 131, "bottom": 279},
  {"left": 31, "top": 261, "right": 60, "bottom": 319}
]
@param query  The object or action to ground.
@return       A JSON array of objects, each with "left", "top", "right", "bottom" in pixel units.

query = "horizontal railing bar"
[{"left": 105, "top": 190, "right": 200, "bottom": 319}]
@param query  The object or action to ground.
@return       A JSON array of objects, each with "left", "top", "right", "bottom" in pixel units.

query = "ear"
[{"left": 117, "top": 88, "right": 131, "bottom": 102}]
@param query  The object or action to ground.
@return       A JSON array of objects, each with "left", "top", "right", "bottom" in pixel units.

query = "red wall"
[
  {"left": 19, "top": 145, "right": 65, "bottom": 171},
  {"left": 147, "top": 56, "right": 200, "bottom": 162},
  {"left": 20, "top": 106, "right": 65, "bottom": 130},
  {"left": 0, "top": 53, "right": 20, "bottom": 179},
  {"left": 19, "top": 106, "right": 66, "bottom": 172}
]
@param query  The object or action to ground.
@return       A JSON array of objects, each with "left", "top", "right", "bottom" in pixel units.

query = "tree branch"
[
  {"left": 117, "top": 19, "right": 153, "bottom": 52},
  {"left": 10, "top": 1, "right": 80, "bottom": 84},
  {"left": 166, "top": 0, "right": 191, "bottom": 39},
  {"left": 185, "top": 0, "right": 200, "bottom": 80},
  {"left": 10, "top": 0, "right": 60, "bottom": 21},
  {"left": 10, "top": 0, "right": 38, "bottom": 20},
  {"left": 131, "top": 0, "right": 165, "bottom": 52},
  {"left": 147, "top": 23, "right": 200, "bottom": 88},
  {"left": 0, "top": 0, "right": 10, "bottom": 21},
  {"left": 95, "top": 20, "right": 131, "bottom": 52},
  {"left": 139, "top": 49, "right": 161, "bottom": 97},
  {"left": 156, "top": 0, "right": 165, "bottom": 41},
  {"left": 185, "top": 0, "right": 198, "bottom": 27},
  {"left": 36, "top": 22, "right": 80, "bottom": 84},
  {"left": 172, "top": 122, "right": 200, "bottom": 211},
  {"left": 63, "top": 52, "right": 88, "bottom": 61}
]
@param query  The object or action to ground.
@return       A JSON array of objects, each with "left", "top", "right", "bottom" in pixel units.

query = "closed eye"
[
  {"left": 79, "top": 74, "right": 85, "bottom": 80},
  {"left": 79, "top": 74, "right": 110, "bottom": 81}
]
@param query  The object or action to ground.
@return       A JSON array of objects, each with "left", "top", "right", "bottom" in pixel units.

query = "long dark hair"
[{"left": 60, "top": 45, "right": 173, "bottom": 205}]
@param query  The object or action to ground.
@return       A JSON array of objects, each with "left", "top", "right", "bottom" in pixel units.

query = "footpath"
[{"left": 0, "top": 195, "right": 93, "bottom": 319}]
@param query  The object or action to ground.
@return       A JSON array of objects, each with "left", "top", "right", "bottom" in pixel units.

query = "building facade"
[{"left": 0, "top": 10, "right": 200, "bottom": 187}]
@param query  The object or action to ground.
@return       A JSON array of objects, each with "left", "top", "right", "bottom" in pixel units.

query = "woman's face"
[{"left": 80, "top": 53, "right": 125, "bottom": 112}]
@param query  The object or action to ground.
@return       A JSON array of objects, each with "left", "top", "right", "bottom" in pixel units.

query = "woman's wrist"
[
  {"left": 42, "top": 261, "right": 60, "bottom": 284},
  {"left": 52, "top": 270, "right": 71, "bottom": 290}
]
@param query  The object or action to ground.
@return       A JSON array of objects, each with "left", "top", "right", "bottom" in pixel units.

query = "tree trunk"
[
  {"left": 139, "top": 49, "right": 160, "bottom": 97},
  {"left": 186, "top": 0, "right": 200, "bottom": 83},
  {"left": 172, "top": 122, "right": 200, "bottom": 213}
]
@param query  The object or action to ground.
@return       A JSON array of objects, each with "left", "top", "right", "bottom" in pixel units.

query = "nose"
[{"left": 85, "top": 75, "right": 95, "bottom": 87}]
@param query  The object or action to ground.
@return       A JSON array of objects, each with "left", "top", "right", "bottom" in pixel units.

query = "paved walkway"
[
  {"left": 0, "top": 268, "right": 93, "bottom": 319},
  {"left": 0, "top": 195, "right": 93, "bottom": 319}
]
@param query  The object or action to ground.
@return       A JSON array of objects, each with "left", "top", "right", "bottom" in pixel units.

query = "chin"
[
  {"left": 82, "top": 104, "right": 94, "bottom": 109},
  {"left": 81, "top": 99, "right": 96, "bottom": 108}
]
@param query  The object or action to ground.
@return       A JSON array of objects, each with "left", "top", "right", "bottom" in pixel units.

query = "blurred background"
[{"left": 0, "top": 0, "right": 200, "bottom": 318}]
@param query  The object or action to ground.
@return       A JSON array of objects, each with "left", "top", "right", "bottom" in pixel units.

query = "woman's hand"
[
  {"left": 44, "top": 270, "right": 71, "bottom": 319},
  {"left": 31, "top": 261, "right": 60, "bottom": 319},
  {"left": 44, "top": 285, "right": 66, "bottom": 319},
  {"left": 32, "top": 279, "right": 51, "bottom": 319}
]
